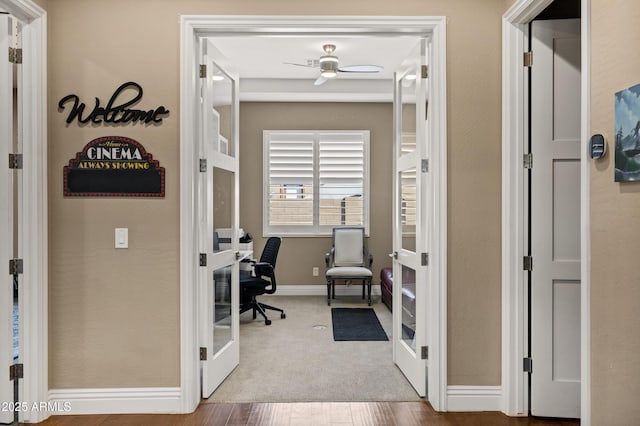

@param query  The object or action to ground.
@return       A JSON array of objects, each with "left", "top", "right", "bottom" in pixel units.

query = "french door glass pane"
[
  {"left": 213, "top": 166, "right": 234, "bottom": 253},
  {"left": 401, "top": 67, "right": 417, "bottom": 155},
  {"left": 213, "top": 265, "right": 233, "bottom": 354},
  {"left": 401, "top": 265, "right": 417, "bottom": 351},
  {"left": 401, "top": 168, "right": 417, "bottom": 252},
  {"left": 211, "top": 63, "right": 234, "bottom": 158}
]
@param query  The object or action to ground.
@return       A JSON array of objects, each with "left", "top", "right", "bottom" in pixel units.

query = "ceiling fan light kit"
[
  {"left": 321, "top": 69, "right": 337, "bottom": 78},
  {"left": 320, "top": 56, "right": 338, "bottom": 78},
  {"left": 285, "top": 43, "right": 383, "bottom": 85}
]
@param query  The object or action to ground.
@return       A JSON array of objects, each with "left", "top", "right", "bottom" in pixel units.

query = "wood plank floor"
[{"left": 36, "top": 401, "right": 580, "bottom": 425}]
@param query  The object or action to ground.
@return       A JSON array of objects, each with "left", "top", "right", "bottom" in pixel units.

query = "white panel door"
[
  {"left": 199, "top": 39, "right": 241, "bottom": 398},
  {"left": 0, "top": 13, "right": 15, "bottom": 424},
  {"left": 392, "top": 38, "right": 428, "bottom": 397},
  {"left": 530, "top": 19, "right": 581, "bottom": 419}
]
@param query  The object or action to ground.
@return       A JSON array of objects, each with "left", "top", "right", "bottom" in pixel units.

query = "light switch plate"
[{"left": 115, "top": 228, "right": 128, "bottom": 249}]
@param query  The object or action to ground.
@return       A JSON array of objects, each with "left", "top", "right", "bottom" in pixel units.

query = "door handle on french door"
[
  {"left": 235, "top": 251, "right": 241, "bottom": 260},
  {"left": 389, "top": 252, "right": 398, "bottom": 259}
]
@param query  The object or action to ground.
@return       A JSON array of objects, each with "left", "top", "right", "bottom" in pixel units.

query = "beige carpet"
[{"left": 204, "top": 295, "right": 422, "bottom": 403}]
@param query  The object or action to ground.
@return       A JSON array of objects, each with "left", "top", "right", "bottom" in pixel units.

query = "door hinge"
[
  {"left": 421, "top": 64, "right": 428, "bottom": 79},
  {"left": 9, "top": 153, "right": 23, "bottom": 169},
  {"left": 199, "top": 253, "right": 207, "bottom": 267},
  {"left": 9, "top": 363, "right": 24, "bottom": 380},
  {"left": 523, "top": 357, "right": 533, "bottom": 373},
  {"left": 523, "top": 51, "right": 533, "bottom": 67},
  {"left": 199, "top": 158, "right": 207, "bottom": 173},
  {"left": 9, "top": 47, "right": 22, "bottom": 64},
  {"left": 200, "top": 347, "right": 207, "bottom": 361},
  {"left": 421, "top": 346, "right": 429, "bottom": 360},
  {"left": 523, "top": 256, "right": 533, "bottom": 271},
  {"left": 523, "top": 153, "right": 532, "bottom": 169},
  {"left": 9, "top": 258, "right": 23, "bottom": 275},
  {"left": 421, "top": 252, "right": 429, "bottom": 266},
  {"left": 199, "top": 64, "right": 207, "bottom": 78},
  {"left": 421, "top": 159, "right": 429, "bottom": 173}
]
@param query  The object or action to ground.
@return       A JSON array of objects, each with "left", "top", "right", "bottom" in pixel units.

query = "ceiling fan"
[{"left": 284, "top": 44, "right": 384, "bottom": 86}]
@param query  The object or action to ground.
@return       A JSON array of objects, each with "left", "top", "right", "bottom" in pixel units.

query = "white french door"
[
  {"left": 392, "top": 38, "right": 429, "bottom": 397},
  {"left": 199, "top": 39, "right": 241, "bottom": 398},
  {"left": 0, "top": 12, "right": 22, "bottom": 424},
  {"left": 530, "top": 19, "right": 581, "bottom": 418},
  {"left": 0, "top": 12, "right": 15, "bottom": 424}
]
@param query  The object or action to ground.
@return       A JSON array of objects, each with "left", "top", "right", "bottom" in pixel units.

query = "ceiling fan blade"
[
  {"left": 337, "top": 64, "right": 384, "bottom": 73},
  {"left": 314, "top": 75, "right": 328, "bottom": 86},
  {"left": 283, "top": 61, "right": 318, "bottom": 68}
]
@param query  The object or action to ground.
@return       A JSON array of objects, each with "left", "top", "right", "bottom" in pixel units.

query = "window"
[{"left": 263, "top": 130, "right": 369, "bottom": 236}]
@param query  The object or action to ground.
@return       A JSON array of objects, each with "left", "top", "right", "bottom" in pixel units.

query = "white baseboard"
[
  {"left": 447, "top": 386, "right": 502, "bottom": 412},
  {"left": 270, "top": 284, "right": 381, "bottom": 297},
  {"left": 48, "top": 387, "right": 182, "bottom": 415}
]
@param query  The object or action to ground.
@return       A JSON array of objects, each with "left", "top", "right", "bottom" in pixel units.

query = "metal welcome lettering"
[{"left": 58, "top": 81, "right": 170, "bottom": 125}]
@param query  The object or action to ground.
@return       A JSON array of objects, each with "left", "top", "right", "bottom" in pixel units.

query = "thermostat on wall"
[{"left": 590, "top": 134, "right": 606, "bottom": 160}]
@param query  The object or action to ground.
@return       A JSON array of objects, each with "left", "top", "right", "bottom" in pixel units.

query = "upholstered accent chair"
[{"left": 325, "top": 227, "right": 373, "bottom": 306}]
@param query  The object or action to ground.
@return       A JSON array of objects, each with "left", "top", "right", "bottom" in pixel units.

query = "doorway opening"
[
  {"left": 502, "top": 0, "right": 589, "bottom": 421},
  {"left": 179, "top": 15, "right": 447, "bottom": 413}
]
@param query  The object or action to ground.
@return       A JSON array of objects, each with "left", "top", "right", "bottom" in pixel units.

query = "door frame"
[
  {"left": 501, "top": 0, "right": 590, "bottom": 423},
  {"left": 0, "top": 0, "right": 47, "bottom": 423},
  {"left": 179, "top": 15, "right": 448, "bottom": 412}
]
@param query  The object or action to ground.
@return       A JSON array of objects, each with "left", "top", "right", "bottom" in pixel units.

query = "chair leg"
[
  {"left": 253, "top": 300, "right": 271, "bottom": 325},
  {"left": 362, "top": 281, "right": 365, "bottom": 299},
  {"left": 327, "top": 281, "right": 332, "bottom": 306},
  {"left": 240, "top": 295, "right": 275, "bottom": 325},
  {"left": 259, "top": 302, "right": 286, "bottom": 319},
  {"left": 367, "top": 279, "right": 372, "bottom": 306}
]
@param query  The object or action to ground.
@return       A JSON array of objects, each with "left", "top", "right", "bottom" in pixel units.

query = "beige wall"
[
  {"left": 590, "top": 0, "right": 640, "bottom": 423},
  {"left": 505, "top": 0, "right": 517, "bottom": 10},
  {"left": 47, "top": 2, "right": 181, "bottom": 388},
  {"left": 239, "top": 102, "right": 393, "bottom": 286},
  {"left": 47, "top": 0, "right": 504, "bottom": 389}
]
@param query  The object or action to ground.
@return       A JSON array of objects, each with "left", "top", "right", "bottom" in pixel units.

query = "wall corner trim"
[
  {"left": 48, "top": 387, "right": 183, "bottom": 415},
  {"left": 446, "top": 386, "right": 503, "bottom": 412}
]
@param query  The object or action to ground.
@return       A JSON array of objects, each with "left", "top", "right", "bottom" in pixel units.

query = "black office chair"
[{"left": 240, "top": 236, "right": 285, "bottom": 325}]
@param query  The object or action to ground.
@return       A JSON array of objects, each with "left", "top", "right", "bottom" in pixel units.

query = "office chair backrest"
[
  {"left": 213, "top": 231, "right": 220, "bottom": 252},
  {"left": 260, "top": 236, "right": 281, "bottom": 267},
  {"left": 333, "top": 227, "right": 365, "bottom": 267}
]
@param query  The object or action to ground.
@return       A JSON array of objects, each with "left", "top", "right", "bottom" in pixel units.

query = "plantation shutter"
[
  {"left": 264, "top": 130, "right": 369, "bottom": 235},
  {"left": 318, "top": 133, "right": 365, "bottom": 226},
  {"left": 400, "top": 167, "right": 417, "bottom": 227},
  {"left": 266, "top": 132, "right": 314, "bottom": 226}
]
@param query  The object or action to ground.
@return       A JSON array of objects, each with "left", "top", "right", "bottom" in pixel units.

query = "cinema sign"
[{"left": 64, "top": 136, "right": 165, "bottom": 197}]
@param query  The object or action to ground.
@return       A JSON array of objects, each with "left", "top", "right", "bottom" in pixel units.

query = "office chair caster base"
[{"left": 265, "top": 319, "right": 272, "bottom": 325}]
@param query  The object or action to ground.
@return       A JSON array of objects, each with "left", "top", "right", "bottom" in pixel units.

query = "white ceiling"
[{"left": 207, "top": 35, "right": 421, "bottom": 102}]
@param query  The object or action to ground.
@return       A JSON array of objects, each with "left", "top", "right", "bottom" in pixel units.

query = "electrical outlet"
[{"left": 312, "top": 267, "right": 319, "bottom": 276}]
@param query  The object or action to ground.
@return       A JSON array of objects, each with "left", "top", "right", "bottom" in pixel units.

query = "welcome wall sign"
[
  {"left": 64, "top": 136, "right": 165, "bottom": 197},
  {"left": 58, "top": 81, "right": 170, "bottom": 125},
  {"left": 59, "top": 82, "right": 168, "bottom": 197}
]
